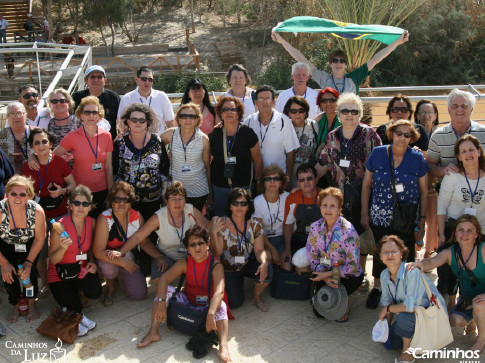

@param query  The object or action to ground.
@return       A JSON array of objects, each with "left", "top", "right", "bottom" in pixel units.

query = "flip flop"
[
  {"left": 38, "top": 286, "right": 49, "bottom": 299},
  {"left": 253, "top": 301, "right": 269, "bottom": 312},
  {"left": 103, "top": 295, "right": 114, "bottom": 307}
]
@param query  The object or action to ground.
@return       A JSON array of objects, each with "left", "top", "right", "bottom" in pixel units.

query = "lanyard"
[
  {"left": 452, "top": 125, "right": 471, "bottom": 139},
  {"left": 193, "top": 257, "right": 210, "bottom": 296},
  {"left": 230, "top": 217, "right": 248, "bottom": 253},
  {"left": 69, "top": 214, "right": 86, "bottom": 253},
  {"left": 258, "top": 112, "right": 273, "bottom": 146},
  {"left": 226, "top": 123, "right": 240, "bottom": 154},
  {"left": 34, "top": 113, "right": 40, "bottom": 127},
  {"left": 36, "top": 155, "right": 51, "bottom": 194},
  {"left": 265, "top": 195, "right": 281, "bottom": 230},
  {"left": 9, "top": 127, "right": 28, "bottom": 159},
  {"left": 130, "top": 132, "right": 147, "bottom": 174},
  {"left": 456, "top": 244, "right": 476, "bottom": 280},
  {"left": 464, "top": 170, "right": 480, "bottom": 207},
  {"left": 112, "top": 212, "right": 128, "bottom": 242},
  {"left": 83, "top": 126, "right": 99, "bottom": 162},
  {"left": 180, "top": 128, "right": 196, "bottom": 162},
  {"left": 7, "top": 201, "right": 27, "bottom": 241},
  {"left": 390, "top": 279, "right": 401, "bottom": 304},
  {"left": 331, "top": 75, "right": 346, "bottom": 93},
  {"left": 168, "top": 207, "right": 185, "bottom": 246},
  {"left": 139, "top": 96, "right": 152, "bottom": 106},
  {"left": 302, "top": 193, "right": 318, "bottom": 221},
  {"left": 297, "top": 122, "right": 307, "bottom": 145},
  {"left": 340, "top": 126, "right": 359, "bottom": 160},
  {"left": 292, "top": 87, "right": 307, "bottom": 99}
]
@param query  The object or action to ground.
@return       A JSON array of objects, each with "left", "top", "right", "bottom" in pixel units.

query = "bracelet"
[
  {"left": 156, "top": 297, "right": 166, "bottom": 302},
  {"left": 25, "top": 259, "right": 34, "bottom": 265}
]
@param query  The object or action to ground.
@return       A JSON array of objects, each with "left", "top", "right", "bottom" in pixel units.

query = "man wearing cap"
[
  {"left": 274, "top": 62, "right": 319, "bottom": 119},
  {"left": 5, "top": 84, "right": 50, "bottom": 129},
  {"left": 117, "top": 66, "right": 174, "bottom": 133},
  {"left": 73, "top": 65, "right": 120, "bottom": 139},
  {"left": 0, "top": 14, "right": 9, "bottom": 43}
]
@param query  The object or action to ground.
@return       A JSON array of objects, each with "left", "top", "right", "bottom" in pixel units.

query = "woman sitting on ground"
[{"left": 136, "top": 224, "right": 232, "bottom": 362}]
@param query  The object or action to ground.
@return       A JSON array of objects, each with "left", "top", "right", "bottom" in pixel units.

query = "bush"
[{"left": 153, "top": 72, "right": 227, "bottom": 93}]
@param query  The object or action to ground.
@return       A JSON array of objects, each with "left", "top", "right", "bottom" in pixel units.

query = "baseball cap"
[{"left": 85, "top": 65, "right": 106, "bottom": 78}]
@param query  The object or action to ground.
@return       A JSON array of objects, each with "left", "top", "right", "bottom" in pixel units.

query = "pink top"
[
  {"left": 199, "top": 112, "right": 215, "bottom": 135},
  {"left": 47, "top": 215, "right": 94, "bottom": 283},
  {"left": 60, "top": 126, "right": 113, "bottom": 192}
]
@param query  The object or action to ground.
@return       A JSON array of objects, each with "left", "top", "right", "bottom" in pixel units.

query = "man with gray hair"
[{"left": 275, "top": 62, "right": 319, "bottom": 119}]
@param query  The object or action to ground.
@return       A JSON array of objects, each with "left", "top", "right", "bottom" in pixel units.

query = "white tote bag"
[{"left": 410, "top": 273, "right": 453, "bottom": 350}]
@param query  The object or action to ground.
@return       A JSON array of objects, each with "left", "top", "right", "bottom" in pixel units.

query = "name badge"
[
  {"left": 339, "top": 159, "right": 350, "bottom": 168},
  {"left": 15, "top": 243, "right": 27, "bottom": 252},
  {"left": 305, "top": 226, "right": 311, "bottom": 234},
  {"left": 181, "top": 165, "right": 191, "bottom": 172},
  {"left": 25, "top": 286, "right": 34, "bottom": 298},
  {"left": 34, "top": 195, "right": 40, "bottom": 203},
  {"left": 235, "top": 255, "right": 245, "bottom": 264},
  {"left": 465, "top": 207, "right": 477, "bottom": 216},
  {"left": 320, "top": 257, "right": 331, "bottom": 267},
  {"left": 227, "top": 156, "right": 236, "bottom": 164},
  {"left": 267, "top": 229, "right": 276, "bottom": 236},
  {"left": 196, "top": 295, "right": 208, "bottom": 305},
  {"left": 76, "top": 253, "right": 87, "bottom": 261},
  {"left": 395, "top": 184, "right": 404, "bottom": 193},
  {"left": 92, "top": 163, "right": 102, "bottom": 171},
  {"left": 177, "top": 247, "right": 187, "bottom": 254}
]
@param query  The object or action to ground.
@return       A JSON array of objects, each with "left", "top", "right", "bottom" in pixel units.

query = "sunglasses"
[
  {"left": 298, "top": 176, "right": 314, "bottom": 183},
  {"left": 50, "top": 99, "right": 68, "bottom": 104},
  {"left": 139, "top": 76, "right": 154, "bottom": 83},
  {"left": 179, "top": 114, "right": 198, "bottom": 119},
  {"left": 33, "top": 139, "right": 49, "bottom": 146},
  {"left": 10, "top": 192, "right": 27, "bottom": 197},
  {"left": 129, "top": 117, "right": 147, "bottom": 124},
  {"left": 22, "top": 92, "right": 39, "bottom": 99},
  {"left": 263, "top": 176, "right": 281, "bottom": 182},
  {"left": 222, "top": 107, "right": 239, "bottom": 113},
  {"left": 187, "top": 241, "right": 207, "bottom": 248},
  {"left": 331, "top": 58, "right": 346, "bottom": 64},
  {"left": 340, "top": 109, "right": 359, "bottom": 115},
  {"left": 72, "top": 200, "right": 90, "bottom": 207},
  {"left": 289, "top": 108, "right": 306, "bottom": 114},
  {"left": 112, "top": 196, "right": 131, "bottom": 204},
  {"left": 391, "top": 107, "right": 410, "bottom": 113},
  {"left": 381, "top": 250, "right": 400, "bottom": 257},
  {"left": 89, "top": 75, "right": 104, "bottom": 80},
  {"left": 83, "top": 110, "right": 99, "bottom": 116},
  {"left": 231, "top": 201, "right": 249, "bottom": 207},
  {"left": 394, "top": 131, "right": 412, "bottom": 138},
  {"left": 320, "top": 98, "right": 337, "bottom": 104}
]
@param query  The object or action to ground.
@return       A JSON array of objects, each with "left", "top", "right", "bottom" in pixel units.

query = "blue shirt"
[
  {"left": 380, "top": 262, "right": 446, "bottom": 312},
  {"left": 0, "top": 148, "right": 14, "bottom": 199},
  {"left": 365, "top": 146, "right": 429, "bottom": 227}
]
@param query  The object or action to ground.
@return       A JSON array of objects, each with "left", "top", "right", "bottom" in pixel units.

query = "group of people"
[{"left": 0, "top": 29, "right": 483, "bottom": 362}]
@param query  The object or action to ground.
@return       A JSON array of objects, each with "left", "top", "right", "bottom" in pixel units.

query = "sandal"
[
  {"left": 103, "top": 295, "right": 114, "bottom": 307},
  {"left": 38, "top": 286, "right": 49, "bottom": 299},
  {"left": 253, "top": 300, "right": 269, "bottom": 312}
]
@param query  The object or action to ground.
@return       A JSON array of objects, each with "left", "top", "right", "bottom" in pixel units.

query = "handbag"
[
  {"left": 56, "top": 263, "right": 80, "bottom": 281},
  {"left": 36, "top": 307, "right": 83, "bottom": 344},
  {"left": 270, "top": 268, "right": 311, "bottom": 300},
  {"left": 410, "top": 273, "right": 453, "bottom": 351},
  {"left": 166, "top": 255, "right": 214, "bottom": 336},
  {"left": 38, "top": 195, "right": 63, "bottom": 211},
  {"left": 388, "top": 147, "right": 418, "bottom": 234}
]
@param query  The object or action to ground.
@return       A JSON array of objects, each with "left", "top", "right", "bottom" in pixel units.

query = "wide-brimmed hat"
[{"left": 313, "top": 285, "right": 348, "bottom": 320}]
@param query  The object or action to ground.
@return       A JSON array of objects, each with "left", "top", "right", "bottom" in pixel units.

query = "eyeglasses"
[
  {"left": 391, "top": 107, "right": 410, "bottom": 113},
  {"left": 8, "top": 112, "right": 26, "bottom": 118},
  {"left": 231, "top": 200, "right": 249, "bottom": 207},
  {"left": 381, "top": 250, "right": 400, "bottom": 257},
  {"left": 72, "top": 200, "right": 91, "bottom": 207},
  {"left": 50, "top": 99, "right": 68, "bottom": 104},
  {"left": 289, "top": 108, "right": 306, "bottom": 114},
  {"left": 320, "top": 98, "right": 337, "bottom": 104},
  {"left": 263, "top": 176, "right": 281, "bottom": 182},
  {"left": 178, "top": 114, "right": 198, "bottom": 120},
  {"left": 88, "top": 75, "right": 104, "bottom": 80},
  {"left": 257, "top": 97, "right": 273, "bottom": 102},
  {"left": 33, "top": 139, "right": 49, "bottom": 146},
  {"left": 83, "top": 110, "right": 99, "bottom": 116},
  {"left": 22, "top": 92, "right": 38, "bottom": 99},
  {"left": 129, "top": 117, "right": 147, "bottom": 124},
  {"left": 298, "top": 176, "right": 314, "bottom": 183},
  {"left": 222, "top": 107, "right": 239, "bottom": 113},
  {"left": 168, "top": 197, "right": 185, "bottom": 203},
  {"left": 418, "top": 111, "right": 435, "bottom": 116},
  {"left": 187, "top": 241, "right": 207, "bottom": 248},
  {"left": 139, "top": 77, "right": 154, "bottom": 83},
  {"left": 394, "top": 131, "right": 412, "bottom": 138},
  {"left": 339, "top": 109, "right": 359, "bottom": 115},
  {"left": 10, "top": 192, "right": 27, "bottom": 197},
  {"left": 331, "top": 58, "right": 346, "bottom": 64},
  {"left": 451, "top": 104, "right": 470, "bottom": 110},
  {"left": 112, "top": 196, "right": 131, "bottom": 204}
]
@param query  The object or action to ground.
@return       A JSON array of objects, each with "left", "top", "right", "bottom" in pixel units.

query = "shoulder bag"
[{"left": 36, "top": 307, "right": 83, "bottom": 344}]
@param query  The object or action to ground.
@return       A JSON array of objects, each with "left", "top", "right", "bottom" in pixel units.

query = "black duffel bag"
[{"left": 270, "top": 267, "right": 311, "bottom": 300}]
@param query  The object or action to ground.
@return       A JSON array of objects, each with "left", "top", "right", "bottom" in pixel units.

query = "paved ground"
[{"left": 0, "top": 256, "right": 482, "bottom": 363}]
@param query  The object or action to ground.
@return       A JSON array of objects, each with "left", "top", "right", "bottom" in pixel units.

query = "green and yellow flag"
[{"left": 273, "top": 16, "right": 404, "bottom": 45}]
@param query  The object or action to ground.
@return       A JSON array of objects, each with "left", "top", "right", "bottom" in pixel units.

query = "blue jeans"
[
  {"left": 212, "top": 184, "right": 251, "bottom": 217},
  {"left": 268, "top": 235, "right": 285, "bottom": 254},
  {"left": 0, "top": 29, "right": 6, "bottom": 43},
  {"left": 388, "top": 312, "right": 416, "bottom": 349},
  {"left": 150, "top": 252, "right": 176, "bottom": 279}
]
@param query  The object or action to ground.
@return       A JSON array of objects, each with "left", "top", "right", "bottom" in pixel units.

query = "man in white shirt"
[
  {"left": 275, "top": 62, "right": 319, "bottom": 119},
  {"left": 242, "top": 85, "right": 300, "bottom": 189},
  {"left": 4, "top": 84, "right": 51, "bottom": 128},
  {"left": 118, "top": 66, "right": 174, "bottom": 133},
  {"left": 0, "top": 14, "right": 9, "bottom": 43}
]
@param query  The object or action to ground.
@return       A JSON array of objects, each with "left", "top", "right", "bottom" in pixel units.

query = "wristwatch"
[{"left": 155, "top": 297, "right": 166, "bottom": 302}]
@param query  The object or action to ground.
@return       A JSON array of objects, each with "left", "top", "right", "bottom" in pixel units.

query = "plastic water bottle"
[
  {"left": 414, "top": 227, "right": 424, "bottom": 247},
  {"left": 17, "top": 265, "right": 32, "bottom": 288},
  {"left": 332, "top": 262, "right": 340, "bottom": 286}
]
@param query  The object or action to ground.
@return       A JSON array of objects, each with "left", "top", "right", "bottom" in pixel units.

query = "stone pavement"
[{"left": 0, "top": 258, "right": 481, "bottom": 363}]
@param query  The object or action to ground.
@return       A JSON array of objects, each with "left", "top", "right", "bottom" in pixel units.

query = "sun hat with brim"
[
  {"left": 313, "top": 285, "right": 348, "bottom": 320},
  {"left": 85, "top": 65, "right": 106, "bottom": 78}
]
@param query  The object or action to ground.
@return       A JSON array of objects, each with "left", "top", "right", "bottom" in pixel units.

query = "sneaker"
[
  {"left": 81, "top": 315, "right": 96, "bottom": 331},
  {"left": 78, "top": 323, "right": 88, "bottom": 337},
  {"left": 366, "top": 288, "right": 382, "bottom": 309}
]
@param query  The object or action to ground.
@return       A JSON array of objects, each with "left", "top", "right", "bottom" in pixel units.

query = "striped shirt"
[
  {"left": 427, "top": 120, "right": 485, "bottom": 167},
  {"left": 170, "top": 127, "right": 209, "bottom": 198}
]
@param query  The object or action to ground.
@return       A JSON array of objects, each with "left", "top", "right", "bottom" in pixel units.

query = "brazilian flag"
[{"left": 273, "top": 16, "right": 404, "bottom": 45}]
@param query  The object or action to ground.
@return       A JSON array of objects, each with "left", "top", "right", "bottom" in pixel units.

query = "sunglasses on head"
[
  {"left": 391, "top": 107, "right": 410, "bottom": 113},
  {"left": 340, "top": 109, "right": 359, "bottom": 115},
  {"left": 231, "top": 200, "right": 249, "bottom": 207},
  {"left": 33, "top": 139, "right": 49, "bottom": 146},
  {"left": 263, "top": 176, "right": 281, "bottom": 182},
  {"left": 222, "top": 107, "right": 239, "bottom": 113},
  {"left": 139, "top": 76, "right": 154, "bottom": 83},
  {"left": 112, "top": 196, "right": 131, "bottom": 204},
  {"left": 22, "top": 92, "right": 38, "bottom": 99},
  {"left": 72, "top": 200, "right": 90, "bottom": 207},
  {"left": 394, "top": 130, "right": 412, "bottom": 138},
  {"left": 83, "top": 110, "right": 99, "bottom": 116},
  {"left": 331, "top": 58, "right": 346, "bottom": 64},
  {"left": 50, "top": 99, "right": 68, "bottom": 104},
  {"left": 289, "top": 108, "right": 306, "bottom": 114},
  {"left": 179, "top": 114, "right": 198, "bottom": 120},
  {"left": 187, "top": 241, "right": 207, "bottom": 248},
  {"left": 298, "top": 176, "right": 314, "bottom": 183},
  {"left": 10, "top": 192, "right": 27, "bottom": 197},
  {"left": 129, "top": 117, "right": 147, "bottom": 124},
  {"left": 320, "top": 98, "right": 337, "bottom": 104}
]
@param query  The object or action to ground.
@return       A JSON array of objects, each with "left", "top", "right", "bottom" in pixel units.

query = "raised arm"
[
  {"left": 367, "top": 31, "right": 409, "bottom": 71},
  {"left": 271, "top": 32, "right": 316, "bottom": 75}
]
